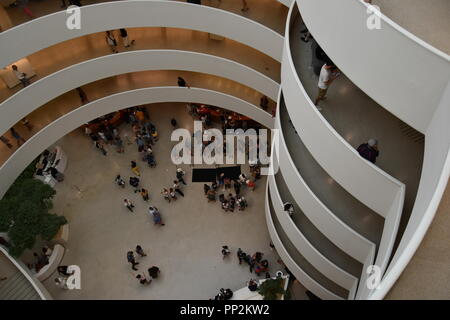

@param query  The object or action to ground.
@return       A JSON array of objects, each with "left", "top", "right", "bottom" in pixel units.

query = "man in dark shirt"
[{"left": 357, "top": 139, "right": 379, "bottom": 163}]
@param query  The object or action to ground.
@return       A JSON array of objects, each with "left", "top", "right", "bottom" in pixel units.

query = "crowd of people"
[{"left": 212, "top": 245, "right": 271, "bottom": 299}]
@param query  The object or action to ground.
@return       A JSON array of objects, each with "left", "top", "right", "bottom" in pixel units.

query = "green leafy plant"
[
  {"left": 258, "top": 277, "right": 286, "bottom": 300},
  {"left": 0, "top": 159, "right": 67, "bottom": 257}
]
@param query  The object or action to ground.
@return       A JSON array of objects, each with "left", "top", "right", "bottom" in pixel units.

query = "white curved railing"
[
  {"left": 371, "top": 82, "right": 450, "bottom": 299},
  {"left": 278, "top": 0, "right": 294, "bottom": 7},
  {"left": 0, "top": 245, "right": 52, "bottom": 300},
  {"left": 0, "top": 86, "right": 274, "bottom": 198},
  {"left": 268, "top": 174, "right": 359, "bottom": 298},
  {"left": 0, "top": 0, "right": 284, "bottom": 68},
  {"left": 274, "top": 108, "right": 376, "bottom": 263},
  {"left": 264, "top": 184, "right": 344, "bottom": 300},
  {"left": 0, "top": 50, "right": 279, "bottom": 136},
  {"left": 296, "top": 0, "right": 450, "bottom": 133},
  {"left": 282, "top": 2, "right": 404, "bottom": 219}
]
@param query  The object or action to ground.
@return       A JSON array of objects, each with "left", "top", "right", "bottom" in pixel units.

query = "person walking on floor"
[
  {"left": 127, "top": 251, "right": 139, "bottom": 271},
  {"left": 161, "top": 188, "right": 171, "bottom": 203},
  {"left": 140, "top": 188, "right": 149, "bottom": 202},
  {"left": 12, "top": 65, "right": 30, "bottom": 87},
  {"left": 136, "top": 274, "right": 151, "bottom": 285},
  {"left": 0, "top": 136, "right": 13, "bottom": 149},
  {"left": 135, "top": 245, "right": 147, "bottom": 257},
  {"left": 177, "top": 77, "right": 190, "bottom": 88},
  {"left": 131, "top": 160, "right": 140, "bottom": 176},
  {"left": 173, "top": 180, "right": 185, "bottom": 197},
  {"left": 124, "top": 199, "right": 135, "bottom": 212},
  {"left": 169, "top": 188, "right": 177, "bottom": 201},
  {"left": 76, "top": 87, "right": 89, "bottom": 104},
  {"left": 203, "top": 183, "right": 210, "bottom": 196},
  {"left": 176, "top": 168, "right": 187, "bottom": 185},
  {"left": 221, "top": 246, "right": 231, "bottom": 259},
  {"left": 119, "top": 28, "right": 135, "bottom": 48},
  {"left": 105, "top": 31, "right": 118, "bottom": 53},
  {"left": 21, "top": 117, "right": 33, "bottom": 131},
  {"left": 10, "top": 128, "right": 25, "bottom": 146},
  {"left": 94, "top": 140, "right": 107, "bottom": 156},
  {"left": 314, "top": 62, "right": 339, "bottom": 109},
  {"left": 237, "top": 248, "right": 245, "bottom": 265},
  {"left": 149, "top": 206, "right": 165, "bottom": 226},
  {"left": 357, "top": 138, "right": 380, "bottom": 164}
]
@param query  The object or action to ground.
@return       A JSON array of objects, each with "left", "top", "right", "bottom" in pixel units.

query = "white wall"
[
  {"left": 0, "top": 87, "right": 274, "bottom": 198},
  {"left": 296, "top": 0, "right": 450, "bottom": 133},
  {"left": 268, "top": 174, "right": 358, "bottom": 297},
  {"left": 274, "top": 109, "right": 375, "bottom": 263},
  {"left": 281, "top": 40, "right": 404, "bottom": 218},
  {"left": 0, "top": 0, "right": 284, "bottom": 67},
  {"left": 0, "top": 50, "right": 279, "bottom": 136},
  {"left": 371, "top": 82, "right": 450, "bottom": 299},
  {"left": 264, "top": 184, "right": 344, "bottom": 300}
]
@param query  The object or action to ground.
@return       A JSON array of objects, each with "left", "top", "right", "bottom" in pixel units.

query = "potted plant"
[
  {"left": 0, "top": 160, "right": 67, "bottom": 257},
  {"left": 258, "top": 277, "right": 286, "bottom": 300}
]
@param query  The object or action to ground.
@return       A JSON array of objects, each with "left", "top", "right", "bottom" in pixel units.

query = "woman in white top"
[{"left": 105, "top": 31, "right": 118, "bottom": 53}]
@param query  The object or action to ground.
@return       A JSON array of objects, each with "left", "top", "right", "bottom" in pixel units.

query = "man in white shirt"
[
  {"left": 12, "top": 65, "right": 30, "bottom": 87},
  {"left": 314, "top": 62, "right": 338, "bottom": 108}
]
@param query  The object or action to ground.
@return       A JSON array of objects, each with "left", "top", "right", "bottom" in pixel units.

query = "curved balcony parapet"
[
  {"left": 268, "top": 174, "right": 359, "bottom": 297},
  {"left": 265, "top": 184, "right": 345, "bottom": 300},
  {"left": 0, "top": 50, "right": 278, "bottom": 137},
  {"left": 0, "top": 0, "right": 284, "bottom": 68},
  {"left": 0, "top": 86, "right": 273, "bottom": 198},
  {"left": 282, "top": 2, "right": 405, "bottom": 219},
  {"left": 295, "top": 0, "right": 450, "bottom": 133}
]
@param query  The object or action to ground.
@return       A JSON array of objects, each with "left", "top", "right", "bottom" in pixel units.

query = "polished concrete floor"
[
  {"left": 40, "top": 102, "right": 291, "bottom": 299},
  {"left": 289, "top": 16, "right": 424, "bottom": 249}
]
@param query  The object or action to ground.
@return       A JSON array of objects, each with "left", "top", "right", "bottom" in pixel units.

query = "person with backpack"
[
  {"left": 357, "top": 139, "right": 379, "bottom": 164},
  {"left": 127, "top": 251, "right": 139, "bottom": 271}
]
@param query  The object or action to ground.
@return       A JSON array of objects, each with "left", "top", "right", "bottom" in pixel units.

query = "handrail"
[{"left": 0, "top": 245, "right": 52, "bottom": 300}]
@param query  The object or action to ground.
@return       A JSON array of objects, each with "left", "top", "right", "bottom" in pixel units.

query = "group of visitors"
[
  {"left": 126, "top": 245, "right": 161, "bottom": 286},
  {"left": 222, "top": 246, "right": 270, "bottom": 277},
  {"left": 105, "top": 29, "right": 136, "bottom": 53}
]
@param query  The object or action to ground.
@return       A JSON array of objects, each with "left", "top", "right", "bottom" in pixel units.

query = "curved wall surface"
[
  {"left": 281, "top": 24, "right": 405, "bottom": 219},
  {"left": 265, "top": 184, "right": 344, "bottom": 300},
  {"left": 274, "top": 107, "right": 375, "bottom": 263},
  {"left": 296, "top": 0, "right": 450, "bottom": 133},
  {"left": 0, "top": 50, "right": 279, "bottom": 136},
  {"left": 0, "top": 0, "right": 284, "bottom": 67},
  {"left": 0, "top": 87, "right": 274, "bottom": 198}
]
